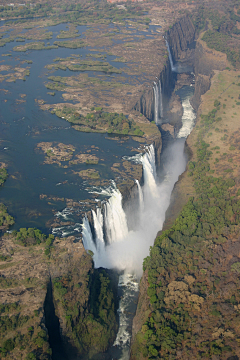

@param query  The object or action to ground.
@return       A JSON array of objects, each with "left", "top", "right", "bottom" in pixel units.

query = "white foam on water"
[{"left": 177, "top": 96, "right": 196, "bottom": 138}]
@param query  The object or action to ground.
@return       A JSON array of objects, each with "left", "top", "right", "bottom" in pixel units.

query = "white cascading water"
[
  {"left": 159, "top": 79, "right": 163, "bottom": 118},
  {"left": 135, "top": 179, "right": 144, "bottom": 213},
  {"left": 82, "top": 143, "right": 160, "bottom": 272},
  {"left": 82, "top": 215, "right": 96, "bottom": 254},
  {"left": 165, "top": 39, "right": 175, "bottom": 72},
  {"left": 92, "top": 208, "right": 105, "bottom": 255},
  {"left": 113, "top": 273, "right": 139, "bottom": 359},
  {"left": 153, "top": 81, "right": 159, "bottom": 125},
  {"left": 177, "top": 96, "right": 195, "bottom": 138},
  {"left": 104, "top": 188, "right": 128, "bottom": 244},
  {"left": 81, "top": 95, "right": 196, "bottom": 359},
  {"left": 141, "top": 144, "right": 158, "bottom": 198}
]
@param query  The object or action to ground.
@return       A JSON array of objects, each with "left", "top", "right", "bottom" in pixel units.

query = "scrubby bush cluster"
[
  {"left": 192, "top": 3, "right": 240, "bottom": 67},
  {"left": 0, "top": 168, "right": 7, "bottom": 186},
  {"left": 0, "top": 323, "right": 51, "bottom": 359},
  {"left": 54, "top": 106, "right": 144, "bottom": 136},
  {"left": 12, "top": 228, "right": 54, "bottom": 247},
  {"left": 0, "top": 204, "right": 14, "bottom": 228}
]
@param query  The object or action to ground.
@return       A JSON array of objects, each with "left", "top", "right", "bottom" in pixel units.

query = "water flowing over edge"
[
  {"left": 153, "top": 79, "right": 163, "bottom": 125},
  {"left": 165, "top": 39, "right": 175, "bottom": 72},
  {"left": 54, "top": 92, "right": 196, "bottom": 359}
]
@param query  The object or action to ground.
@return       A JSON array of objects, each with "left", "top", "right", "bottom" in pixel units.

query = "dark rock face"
[
  {"left": 191, "top": 73, "right": 211, "bottom": 110},
  {"left": 134, "top": 16, "right": 195, "bottom": 124},
  {"left": 167, "top": 15, "right": 196, "bottom": 62},
  {"left": 164, "top": 93, "right": 183, "bottom": 132},
  {"left": 134, "top": 60, "right": 174, "bottom": 122},
  {"left": 134, "top": 87, "right": 155, "bottom": 121},
  {"left": 191, "top": 40, "right": 227, "bottom": 109}
]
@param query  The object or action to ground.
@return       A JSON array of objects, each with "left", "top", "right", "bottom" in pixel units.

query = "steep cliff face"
[
  {"left": 191, "top": 38, "right": 228, "bottom": 109},
  {"left": 134, "top": 15, "right": 195, "bottom": 126},
  {"left": 134, "top": 61, "right": 173, "bottom": 122},
  {"left": 167, "top": 15, "right": 195, "bottom": 62},
  {"left": 50, "top": 237, "right": 118, "bottom": 360}
]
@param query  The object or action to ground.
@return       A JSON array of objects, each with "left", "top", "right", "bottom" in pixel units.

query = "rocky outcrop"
[
  {"left": 134, "top": 60, "right": 173, "bottom": 122},
  {"left": 191, "top": 38, "right": 228, "bottom": 109},
  {"left": 167, "top": 15, "right": 196, "bottom": 62},
  {"left": 164, "top": 93, "right": 183, "bottom": 132},
  {"left": 191, "top": 73, "right": 211, "bottom": 109}
]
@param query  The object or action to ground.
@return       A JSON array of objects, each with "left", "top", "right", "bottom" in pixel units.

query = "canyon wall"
[
  {"left": 134, "top": 15, "right": 195, "bottom": 125},
  {"left": 130, "top": 15, "right": 237, "bottom": 360},
  {"left": 167, "top": 15, "right": 196, "bottom": 62},
  {"left": 191, "top": 38, "right": 228, "bottom": 109}
]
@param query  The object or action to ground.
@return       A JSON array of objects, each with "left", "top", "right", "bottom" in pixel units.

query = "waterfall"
[
  {"left": 104, "top": 188, "right": 128, "bottom": 244},
  {"left": 79, "top": 85, "right": 195, "bottom": 359},
  {"left": 159, "top": 79, "right": 163, "bottom": 118},
  {"left": 153, "top": 82, "right": 159, "bottom": 125},
  {"left": 82, "top": 215, "right": 96, "bottom": 254},
  {"left": 135, "top": 179, "right": 144, "bottom": 213},
  {"left": 81, "top": 141, "right": 187, "bottom": 357},
  {"left": 165, "top": 40, "right": 175, "bottom": 72},
  {"left": 141, "top": 144, "right": 158, "bottom": 197},
  {"left": 92, "top": 208, "right": 105, "bottom": 252},
  {"left": 81, "top": 143, "right": 158, "bottom": 265}
]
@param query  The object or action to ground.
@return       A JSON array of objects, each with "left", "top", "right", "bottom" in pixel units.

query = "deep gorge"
[
  {"left": 79, "top": 14, "right": 199, "bottom": 360},
  {"left": 1, "top": 2, "right": 240, "bottom": 359}
]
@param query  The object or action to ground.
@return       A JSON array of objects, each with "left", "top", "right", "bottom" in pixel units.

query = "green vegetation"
[
  {"left": 0, "top": 38, "right": 14, "bottom": 47},
  {"left": 192, "top": 4, "right": 240, "bottom": 67},
  {"left": 0, "top": 322, "right": 51, "bottom": 359},
  {"left": 12, "top": 228, "right": 54, "bottom": 247},
  {"left": 133, "top": 102, "right": 240, "bottom": 359},
  {"left": 52, "top": 266, "right": 118, "bottom": 356},
  {"left": 53, "top": 106, "right": 144, "bottom": 136},
  {"left": 0, "top": 1, "right": 147, "bottom": 27},
  {"left": 13, "top": 42, "right": 58, "bottom": 52},
  {"left": 53, "top": 39, "right": 85, "bottom": 49},
  {"left": 0, "top": 168, "right": 8, "bottom": 186},
  {"left": 0, "top": 169, "right": 14, "bottom": 229},
  {"left": 0, "top": 302, "right": 20, "bottom": 314},
  {"left": 56, "top": 28, "right": 80, "bottom": 39},
  {"left": 113, "top": 57, "right": 127, "bottom": 63},
  {"left": 0, "top": 277, "right": 19, "bottom": 289},
  {"left": 202, "top": 30, "right": 240, "bottom": 67},
  {"left": 78, "top": 169, "right": 100, "bottom": 179},
  {"left": 0, "top": 204, "right": 14, "bottom": 228},
  {"left": 47, "top": 59, "right": 122, "bottom": 74}
]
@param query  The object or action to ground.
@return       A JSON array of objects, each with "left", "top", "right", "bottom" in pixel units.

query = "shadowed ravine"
[
  {"left": 82, "top": 85, "right": 196, "bottom": 359},
  {"left": 44, "top": 281, "right": 68, "bottom": 360}
]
